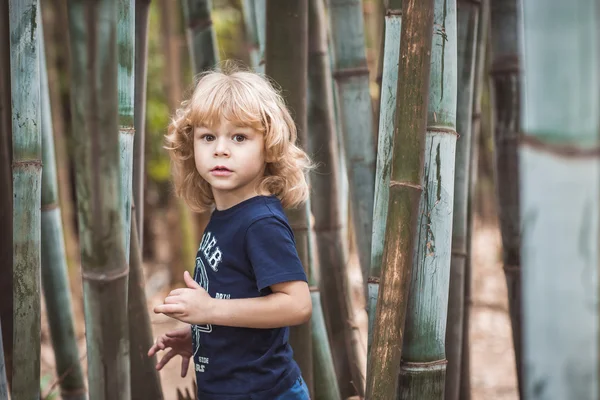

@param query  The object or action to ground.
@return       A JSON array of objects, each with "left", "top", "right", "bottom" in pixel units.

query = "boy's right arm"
[{"left": 148, "top": 326, "right": 193, "bottom": 377}]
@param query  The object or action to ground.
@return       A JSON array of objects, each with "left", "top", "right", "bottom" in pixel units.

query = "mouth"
[{"left": 211, "top": 166, "right": 231, "bottom": 172}]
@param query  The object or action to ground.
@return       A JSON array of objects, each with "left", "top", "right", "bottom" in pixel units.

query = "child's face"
[{"left": 193, "top": 117, "right": 267, "bottom": 202}]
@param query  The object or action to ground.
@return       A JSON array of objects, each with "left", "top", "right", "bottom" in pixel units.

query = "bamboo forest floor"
[{"left": 39, "top": 216, "right": 518, "bottom": 400}]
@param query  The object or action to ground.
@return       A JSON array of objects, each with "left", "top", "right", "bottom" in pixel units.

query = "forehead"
[{"left": 195, "top": 120, "right": 259, "bottom": 132}]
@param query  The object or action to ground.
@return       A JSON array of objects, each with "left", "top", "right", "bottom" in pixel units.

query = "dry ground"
[{"left": 39, "top": 218, "right": 518, "bottom": 400}]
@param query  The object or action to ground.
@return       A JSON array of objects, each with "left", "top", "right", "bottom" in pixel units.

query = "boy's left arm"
[{"left": 154, "top": 271, "right": 312, "bottom": 329}]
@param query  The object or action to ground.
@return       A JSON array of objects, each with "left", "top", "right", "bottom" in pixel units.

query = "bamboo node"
[
  {"left": 187, "top": 17, "right": 213, "bottom": 32},
  {"left": 120, "top": 126, "right": 136, "bottom": 134},
  {"left": 521, "top": 134, "right": 600, "bottom": 158},
  {"left": 309, "top": 285, "right": 319, "bottom": 292},
  {"left": 82, "top": 266, "right": 130, "bottom": 282},
  {"left": 367, "top": 276, "right": 380, "bottom": 284},
  {"left": 400, "top": 358, "right": 447, "bottom": 372},
  {"left": 12, "top": 160, "right": 42, "bottom": 168},
  {"left": 428, "top": 126, "right": 458, "bottom": 136},
  {"left": 386, "top": 9, "right": 402, "bottom": 16},
  {"left": 41, "top": 203, "right": 59, "bottom": 212},
  {"left": 389, "top": 180, "right": 422, "bottom": 190},
  {"left": 332, "top": 67, "right": 370, "bottom": 80}
]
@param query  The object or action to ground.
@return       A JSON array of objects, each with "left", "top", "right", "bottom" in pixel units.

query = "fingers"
[
  {"left": 154, "top": 303, "right": 185, "bottom": 315},
  {"left": 168, "top": 288, "right": 185, "bottom": 297},
  {"left": 166, "top": 327, "right": 191, "bottom": 338},
  {"left": 148, "top": 335, "right": 167, "bottom": 357},
  {"left": 156, "top": 348, "right": 177, "bottom": 371},
  {"left": 181, "top": 356, "right": 190, "bottom": 377}
]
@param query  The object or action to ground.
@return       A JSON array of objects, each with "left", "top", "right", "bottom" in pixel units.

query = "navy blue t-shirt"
[{"left": 191, "top": 195, "right": 308, "bottom": 399}]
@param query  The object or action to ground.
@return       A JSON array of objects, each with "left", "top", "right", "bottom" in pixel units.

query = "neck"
[{"left": 212, "top": 189, "right": 271, "bottom": 211}]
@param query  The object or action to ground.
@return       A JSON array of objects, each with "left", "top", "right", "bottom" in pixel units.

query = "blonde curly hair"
[{"left": 164, "top": 67, "right": 312, "bottom": 213}]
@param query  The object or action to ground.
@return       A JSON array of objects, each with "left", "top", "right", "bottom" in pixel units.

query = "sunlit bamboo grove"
[{"left": 1, "top": 0, "right": 595, "bottom": 399}]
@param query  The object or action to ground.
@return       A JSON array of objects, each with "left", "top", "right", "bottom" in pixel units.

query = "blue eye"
[{"left": 233, "top": 134, "right": 246, "bottom": 143}]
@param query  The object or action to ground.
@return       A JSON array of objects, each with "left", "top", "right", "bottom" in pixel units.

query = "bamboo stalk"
[
  {"left": 365, "top": 0, "right": 434, "bottom": 397},
  {"left": 489, "top": 1, "right": 523, "bottom": 397},
  {"left": 0, "top": 0, "right": 13, "bottom": 388},
  {"left": 265, "top": 1, "right": 314, "bottom": 395},
  {"left": 129, "top": 211, "right": 163, "bottom": 400},
  {"left": 182, "top": 0, "right": 219, "bottom": 73},
  {"left": 252, "top": 0, "right": 265, "bottom": 74},
  {"left": 9, "top": 0, "right": 42, "bottom": 397},
  {"left": 306, "top": 0, "right": 355, "bottom": 398},
  {"left": 397, "top": 0, "right": 458, "bottom": 397},
  {"left": 133, "top": 0, "right": 151, "bottom": 252},
  {"left": 39, "top": 13, "right": 87, "bottom": 400},
  {"left": 328, "top": 0, "right": 377, "bottom": 292},
  {"left": 68, "top": 1, "right": 130, "bottom": 398},
  {"left": 518, "top": 0, "right": 600, "bottom": 397},
  {"left": 119, "top": 0, "right": 135, "bottom": 261},
  {"left": 367, "top": 0, "right": 402, "bottom": 360},
  {"left": 241, "top": 0, "right": 261, "bottom": 70},
  {"left": 459, "top": 3, "right": 488, "bottom": 398},
  {"left": 0, "top": 320, "right": 6, "bottom": 398},
  {"left": 444, "top": 2, "right": 478, "bottom": 399}
]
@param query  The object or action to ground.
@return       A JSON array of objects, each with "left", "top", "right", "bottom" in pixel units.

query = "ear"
[{"left": 184, "top": 271, "right": 201, "bottom": 289}]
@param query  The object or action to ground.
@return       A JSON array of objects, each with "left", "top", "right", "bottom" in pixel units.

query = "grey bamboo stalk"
[
  {"left": 9, "top": 0, "right": 42, "bottom": 397},
  {"left": 265, "top": 1, "right": 313, "bottom": 394},
  {"left": 39, "top": 13, "right": 87, "bottom": 399},
  {"left": 307, "top": 0, "right": 353, "bottom": 398},
  {"left": 0, "top": 0, "right": 13, "bottom": 387},
  {"left": 252, "top": 0, "right": 265, "bottom": 74},
  {"left": 182, "top": 0, "right": 219, "bottom": 73},
  {"left": 489, "top": 1, "right": 522, "bottom": 397},
  {"left": 129, "top": 210, "right": 163, "bottom": 400},
  {"left": 365, "top": 0, "right": 435, "bottom": 397},
  {"left": 520, "top": 0, "right": 599, "bottom": 397},
  {"left": 119, "top": 0, "right": 135, "bottom": 260},
  {"left": 460, "top": 2, "right": 488, "bottom": 398},
  {"left": 367, "top": 0, "right": 402, "bottom": 360},
  {"left": 397, "top": 0, "right": 458, "bottom": 397},
  {"left": 0, "top": 320, "right": 7, "bottom": 398},
  {"left": 328, "top": 0, "right": 377, "bottom": 289},
  {"left": 241, "top": 0, "right": 261, "bottom": 70},
  {"left": 444, "top": 2, "right": 478, "bottom": 399},
  {"left": 133, "top": 0, "right": 151, "bottom": 251},
  {"left": 67, "top": 1, "right": 131, "bottom": 398}
]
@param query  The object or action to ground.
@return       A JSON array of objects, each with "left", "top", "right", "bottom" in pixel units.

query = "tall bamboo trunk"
[
  {"left": 367, "top": 0, "right": 402, "bottom": 359},
  {"left": 0, "top": 321, "right": 6, "bottom": 398},
  {"left": 0, "top": 0, "right": 13, "bottom": 388},
  {"left": 133, "top": 0, "right": 151, "bottom": 252},
  {"left": 10, "top": 1, "right": 42, "bottom": 397},
  {"left": 519, "top": 0, "right": 600, "bottom": 397},
  {"left": 68, "top": 1, "right": 131, "bottom": 398},
  {"left": 182, "top": 0, "right": 219, "bottom": 73},
  {"left": 39, "top": 14, "right": 87, "bottom": 400},
  {"left": 241, "top": 0, "right": 261, "bottom": 70},
  {"left": 489, "top": 1, "right": 522, "bottom": 397},
  {"left": 397, "top": 0, "right": 457, "bottom": 397},
  {"left": 459, "top": 2, "right": 488, "bottom": 398},
  {"left": 264, "top": 1, "right": 314, "bottom": 395},
  {"left": 160, "top": 0, "right": 198, "bottom": 286},
  {"left": 129, "top": 212, "right": 163, "bottom": 399},
  {"left": 118, "top": 0, "right": 135, "bottom": 261},
  {"left": 306, "top": 0, "right": 356, "bottom": 399},
  {"left": 445, "top": 2, "right": 478, "bottom": 399},
  {"left": 328, "top": 0, "right": 377, "bottom": 293},
  {"left": 365, "top": 0, "right": 435, "bottom": 398}
]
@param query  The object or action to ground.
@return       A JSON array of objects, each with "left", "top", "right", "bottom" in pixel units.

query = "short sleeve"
[{"left": 245, "top": 216, "right": 307, "bottom": 292}]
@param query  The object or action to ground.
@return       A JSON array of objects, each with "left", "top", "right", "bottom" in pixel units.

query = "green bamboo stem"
[
  {"left": 459, "top": 3, "right": 488, "bottom": 399},
  {"left": 119, "top": 0, "right": 135, "bottom": 261},
  {"left": 489, "top": 1, "right": 523, "bottom": 397},
  {"left": 444, "top": 2, "right": 478, "bottom": 399},
  {"left": 519, "top": 0, "right": 600, "bottom": 398},
  {"left": 241, "top": 0, "right": 261, "bottom": 70},
  {"left": 129, "top": 211, "right": 163, "bottom": 400},
  {"left": 397, "top": 0, "right": 458, "bottom": 397},
  {"left": 307, "top": 0, "right": 354, "bottom": 398},
  {"left": 365, "top": 0, "right": 435, "bottom": 397},
  {"left": 328, "top": 0, "right": 377, "bottom": 290},
  {"left": 9, "top": 0, "right": 42, "bottom": 397},
  {"left": 367, "top": 0, "right": 402, "bottom": 360},
  {"left": 68, "top": 1, "right": 130, "bottom": 398},
  {"left": 133, "top": 0, "right": 151, "bottom": 252},
  {"left": 39, "top": 13, "right": 87, "bottom": 399},
  {"left": 265, "top": 1, "right": 313, "bottom": 395},
  {"left": 0, "top": 0, "right": 13, "bottom": 388},
  {"left": 182, "top": 0, "right": 219, "bottom": 73}
]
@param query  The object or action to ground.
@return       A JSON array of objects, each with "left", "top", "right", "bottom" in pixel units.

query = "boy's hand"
[
  {"left": 147, "top": 327, "right": 193, "bottom": 377},
  {"left": 154, "top": 271, "right": 215, "bottom": 325}
]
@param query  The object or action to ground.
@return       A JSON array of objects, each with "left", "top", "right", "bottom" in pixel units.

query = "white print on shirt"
[
  {"left": 215, "top": 292, "right": 231, "bottom": 299},
  {"left": 195, "top": 356, "right": 209, "bottom": 373},
  {"left": 193, "top": 257, "right": 212, "bottom": 335},
  {"left": 199, "top": 231, "right": 222, "bottom": 272}
]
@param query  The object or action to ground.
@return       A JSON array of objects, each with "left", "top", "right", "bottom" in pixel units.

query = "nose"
[{"left": 213, "top": 137, "right": 230, "bottom": 157}]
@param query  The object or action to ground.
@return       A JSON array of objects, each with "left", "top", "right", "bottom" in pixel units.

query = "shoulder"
[{"left": 246, "top": 197, "right": 292, "bottom": 233}]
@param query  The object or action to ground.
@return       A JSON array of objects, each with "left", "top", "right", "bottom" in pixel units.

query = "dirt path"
[{"left": 39, "top": 219, "right": 518, "bottom": 399}]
